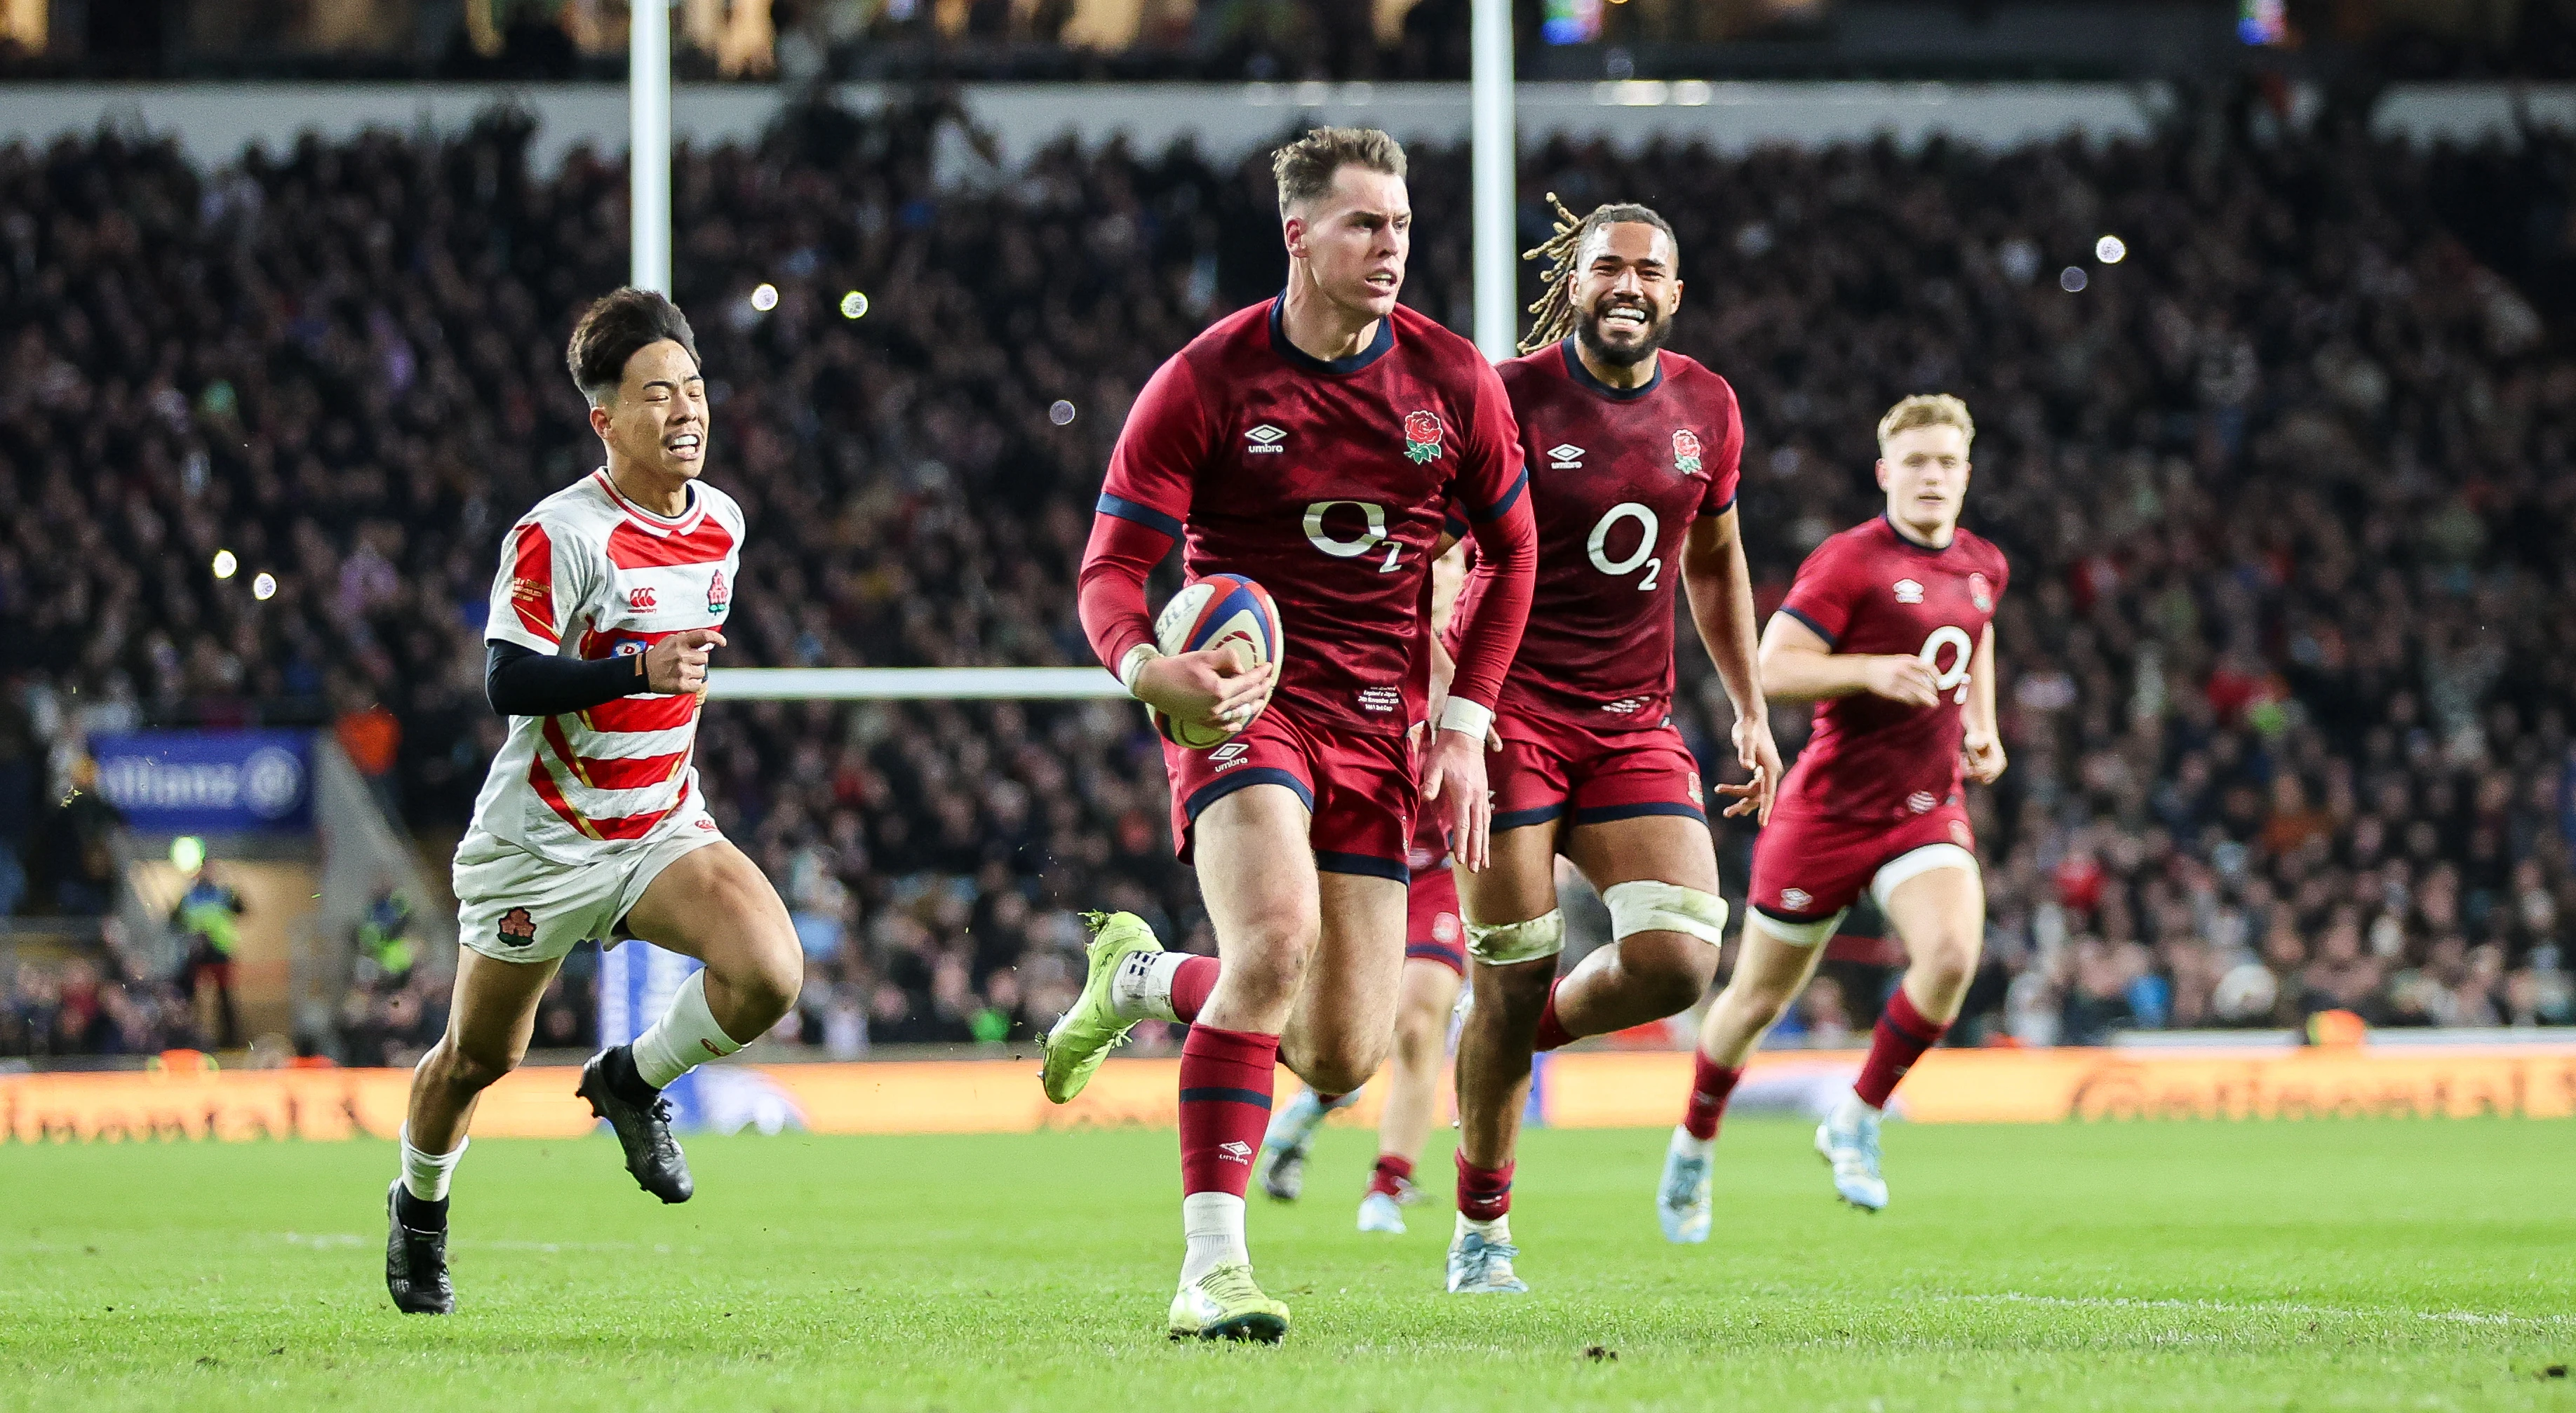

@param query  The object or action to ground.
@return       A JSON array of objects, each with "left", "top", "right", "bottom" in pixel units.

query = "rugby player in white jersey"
[{"left": 384, "top": 289, "right": 803, "bottom": 1315}]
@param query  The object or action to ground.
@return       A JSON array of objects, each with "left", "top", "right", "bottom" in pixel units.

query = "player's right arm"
[
  {"left": 1764, "top": 542, "right": 1937, "bottom": 706},
  {"left": 1075, "top": 354, "right": 1271, "bottom": 735}
]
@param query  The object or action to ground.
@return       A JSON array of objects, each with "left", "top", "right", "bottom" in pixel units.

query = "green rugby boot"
[
  {"left": 1038, "top": 911, "right": 1163, "bottom": 1104},
  {"left": 1167, "top": 1262, "right": 1290, "bottom": 1343}
]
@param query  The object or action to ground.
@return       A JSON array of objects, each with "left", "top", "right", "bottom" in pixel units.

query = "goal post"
[{"left": 704, "top": 667, "right": 1128, "bottom": 702}]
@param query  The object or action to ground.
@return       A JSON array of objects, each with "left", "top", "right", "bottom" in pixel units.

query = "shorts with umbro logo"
[
  {"left": 1487, "top": 711, "right": 1708, "bottom": 837},
  {"left": 1162, "top": 700, "right": 1415, "bottom": 883},
  {"left": 1746, "top": 802, "right": 1978, "bottom": 944}
]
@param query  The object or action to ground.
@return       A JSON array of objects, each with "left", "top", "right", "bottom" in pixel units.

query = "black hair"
[{"left": 566, "top": 288, "right": 701, "bottom": 406}]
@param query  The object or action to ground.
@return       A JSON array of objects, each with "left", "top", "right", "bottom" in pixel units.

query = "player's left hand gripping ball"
[{"left": 1144, "top": 573, "right": 1284, "bottom": 748}]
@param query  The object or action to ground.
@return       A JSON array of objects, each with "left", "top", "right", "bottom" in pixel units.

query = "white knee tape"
[
  {"left": 1868, "top": 843, "right": 1980, "bottom": 914},
  {"left": 1601, "top": 880, "right": 1730, "bottom": 946},
  {"left": 1465, "top": 909, "right": 1564, "bottom": 965}
]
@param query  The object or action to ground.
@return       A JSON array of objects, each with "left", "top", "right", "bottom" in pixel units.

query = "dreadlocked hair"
[{"left": 1518, "top": 193, "right": 1679, "bottom": 355}]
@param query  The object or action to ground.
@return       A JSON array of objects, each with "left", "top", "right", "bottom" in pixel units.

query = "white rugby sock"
[
  {"left": 631, "top": 970, "right": 745, "bottom": 1089},
  {"left": 398, "top": 1127, "right": 466, "bottom": 1203},
  {"left": 1179, "top": 1192, "right": 1250, "bottom": 1285},
  {"left": 1111, "top": 951, "right": 1191, "bottom": 1023},
  {"left": 1456, "top": 1210, "right": 1512, "bottom": 1245},
  {"left": 1830, "top": 1090, "right": 1883, "bottom": 1130}
]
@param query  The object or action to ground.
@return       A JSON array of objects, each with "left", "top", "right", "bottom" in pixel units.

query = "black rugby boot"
[
  {"left": 385, "top": 1181, "right": 455, "bottom": 1315},
  {"left": 577, "top": 1045, "right": 695, "bottom": 1203}
]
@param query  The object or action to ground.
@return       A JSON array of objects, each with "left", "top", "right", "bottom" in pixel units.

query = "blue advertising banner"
[{"left": 90, "top": 730, "right": 315, "bottom": 833}]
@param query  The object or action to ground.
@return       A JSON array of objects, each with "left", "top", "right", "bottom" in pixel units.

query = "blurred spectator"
[{"left": 172, "top": 863, "right": 246, "bottom": 1047}]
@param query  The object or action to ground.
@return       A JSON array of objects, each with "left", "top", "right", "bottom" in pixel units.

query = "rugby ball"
[{"left": 1150, "top": 574, "right": 1285, "bottom": 749}]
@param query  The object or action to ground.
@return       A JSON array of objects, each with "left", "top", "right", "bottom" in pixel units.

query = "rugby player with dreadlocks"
[{"left": 1440, "top": 197, "right": 1780, "bottom": 1293}]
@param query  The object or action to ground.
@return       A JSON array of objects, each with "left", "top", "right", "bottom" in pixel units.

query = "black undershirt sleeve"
[{"left": 485, "top": 641, "right": 649, "bottom": 717}]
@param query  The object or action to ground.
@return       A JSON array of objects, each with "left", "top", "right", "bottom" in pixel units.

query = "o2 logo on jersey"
[
  {"left": 1588, "top": 502, "right": 1663, "bottom": 591},
  {"left": 628, "top": 586, "right": 657, "bottom": 612},
  {"left": 1918, "top": 625, "right": 1975, "bottom": 704},
  {"left": 1304, "top": 500, "right": 1405, "bottom": 574},
  {"left": 1672, "top": 429, "right": 1703, "bottom": 475}
]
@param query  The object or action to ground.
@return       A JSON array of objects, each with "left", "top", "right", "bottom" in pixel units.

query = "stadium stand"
[{"left": 1, "top": 97, "right": 2572, "bottom": 1064}]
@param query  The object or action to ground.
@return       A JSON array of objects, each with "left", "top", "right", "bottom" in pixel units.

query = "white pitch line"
[{"left": 1931, "top": 1291, "right": 2570, "bottom": 1328}]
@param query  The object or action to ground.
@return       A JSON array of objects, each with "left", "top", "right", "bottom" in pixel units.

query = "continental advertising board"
[{"left": 5, "top": 1044, "right": 2570, "bottom": 1144}]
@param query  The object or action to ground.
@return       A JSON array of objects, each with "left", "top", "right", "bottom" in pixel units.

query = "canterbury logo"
[
  {"left": 629, "top": 587, "right": 658, "bottom": 611},
  {"left": 1216, "top": 1141, "right": 1254, "bottom": 1163}
]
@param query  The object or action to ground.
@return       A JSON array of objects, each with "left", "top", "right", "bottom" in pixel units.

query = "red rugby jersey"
[
  {"left": 1773, "top": 516, "right": 2009, "bottom": 822},
  {"left": 1078, "top": 297, "right": 1536, "bottom": 737},
  {"left": 1451, "top": 339, "right": 1743, "bottom": 730}
]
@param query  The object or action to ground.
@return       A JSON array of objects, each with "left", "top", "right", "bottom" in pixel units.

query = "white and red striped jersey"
[{"left": 468, "top": 469, "right": 743, "bottom": 865}]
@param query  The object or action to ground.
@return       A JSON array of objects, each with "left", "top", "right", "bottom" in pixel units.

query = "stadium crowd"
[{"left": 2, "top": 91, "right": 2572, "bottom": 1064}]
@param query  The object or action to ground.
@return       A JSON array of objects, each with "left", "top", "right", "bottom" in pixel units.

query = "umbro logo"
[
  {"left": 1217, "top": 1141, "right": 1254, "bottom": 1163},
  {"left": 1893, "top": 578, "right": 1924, "bottom": 604},
  {"left": 1245, "top": 424, "right": 1287, "bottom": 454},
  {"left": 1548, "top": 443, "right": 1585, "bottom": 469},
  {"left": 1778, "top": 888, "right": 1812, "bottom": 911},
  {"left": 1211, "top": 740, "right": 1251, "bottom": 770}
]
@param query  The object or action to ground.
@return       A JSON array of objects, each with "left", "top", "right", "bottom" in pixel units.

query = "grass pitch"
[{"left": 1, "top": 1116, "right": 2569, "bottom": 1411}]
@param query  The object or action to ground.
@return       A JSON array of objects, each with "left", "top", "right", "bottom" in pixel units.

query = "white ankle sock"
[
  {"left": 1830, "top": 1090, "right": 1882, "bottom": 1130},
  {"left": 1456, "top": 1210, "right": 1512, "bottom": 1245},
  {"left": 1111, "top": 951, "right": 1189, "bottom": 1023},
  {"left": 398, "top": 1127, "right": 466, "bottom": 1202},
  {"left": 1671, "top": 1123, "right": 1715, "bottom": 1162},
  {"left": 631, "top": 970, "right": 745, "bottom": 1089},
  {"left": 1179, "top": 1191, "right": 1249, "bottom": 1285}
]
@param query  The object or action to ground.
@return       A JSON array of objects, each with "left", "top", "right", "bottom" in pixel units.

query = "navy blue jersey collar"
[
  {"left": 1559, "top": 337, "right": 1663, "bottom": 401},
  {"left": 1268, "top": 294, "right": 1395, "bottom": 375},
  {"left": 1880, "top": 512, "right": 1959, "bottom": 555}
]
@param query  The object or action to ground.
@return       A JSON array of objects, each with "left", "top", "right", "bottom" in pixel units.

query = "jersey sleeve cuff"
[
  {"left": 486, "top": 621, "right": 562, "bottom": 656},
  {"left": 1439, "top": 697, "right": 1494, "bottom": 740},
  {"left": 1776, "top": 605, "right": 1838, "bottom": 650}
]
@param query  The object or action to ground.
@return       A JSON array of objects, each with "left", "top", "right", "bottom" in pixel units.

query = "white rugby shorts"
[{"left": 453, "top": 803, "right": 725, "bottom": 964}]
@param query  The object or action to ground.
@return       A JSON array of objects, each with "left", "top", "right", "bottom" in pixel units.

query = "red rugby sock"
[
  {"left": 1454, "top": 1151, "right": 1514, "bottom": 1221},
  {"left": 1682, "top": 1052, "right": 1743, "bottom": 1142},
  {"left": 1367, "top": 1153, "right": 1413, "bottom": 1198},
  {"left": 1532, "top": 985, "right": 1575, "bottom": 1052},
  {"left": 1852, "top": 986, "right": 1946, "bottom": 1110},
  {"left": 1169, "top": 956, "right": 1220, "bottom": 1025},
  {"left": 1176, "top": 1024, "right": 1278, "bottom": 1198}
]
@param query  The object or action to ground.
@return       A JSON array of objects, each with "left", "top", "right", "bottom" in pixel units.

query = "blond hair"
[
  {"left": 1518, "top": 192, "right": 1679, "bottom": 354},
  {"left": 1877, "top": 394, "right": 1975, "bottom": 453},
  {"left": 1271, "top": 127, "right": 1407, "bottom": 213}
]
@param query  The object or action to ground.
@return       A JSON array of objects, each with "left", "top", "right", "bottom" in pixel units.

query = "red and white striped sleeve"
[{"left": 486, "top": 515, "right": 595, "bottom": 655}]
